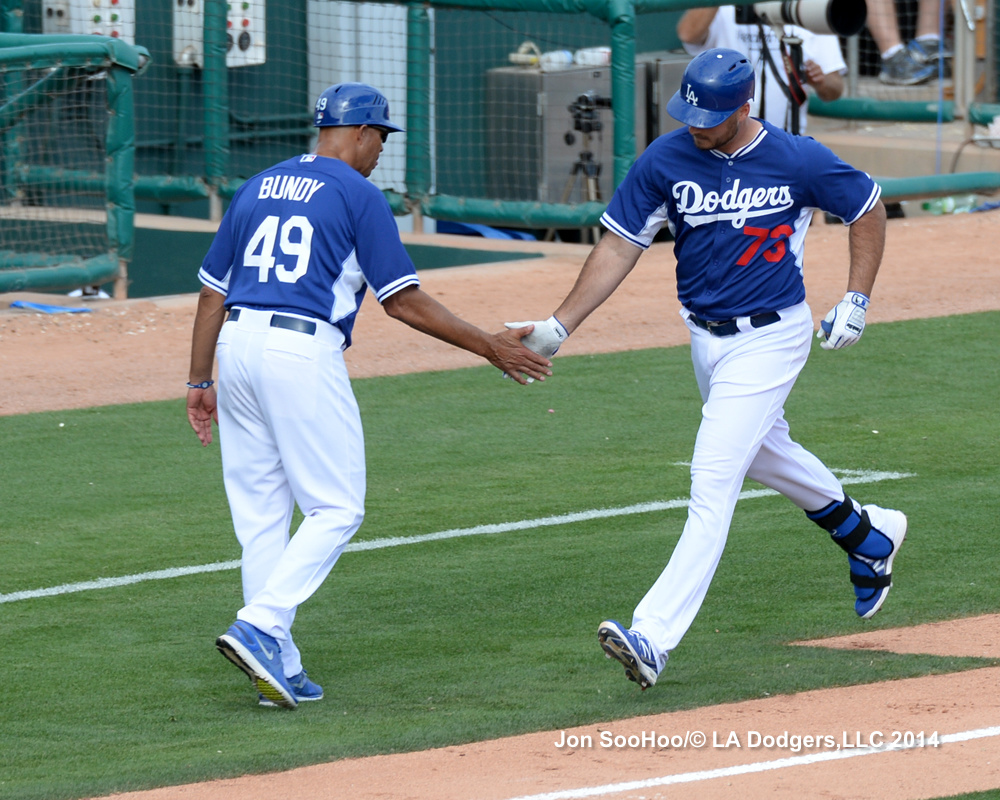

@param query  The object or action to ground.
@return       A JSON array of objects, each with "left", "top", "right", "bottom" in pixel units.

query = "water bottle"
[
  {"left": 921, "top": 197, "right": 952, "bottom": 215},
  {"left": 574, "top": 46, "right": 611, "bottom": 67},
  {"left": 920, "top": 194, "right": 978, "bottom": 215},
  {"left": 952, "top": 194, "right": 978, "bottom": 213},
  {"left": 539, "top": 50, "right": 573, "bottom": 70}
]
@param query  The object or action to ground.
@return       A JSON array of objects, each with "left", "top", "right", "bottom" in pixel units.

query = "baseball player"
[
  {"left": 186, "top": 82, "right": 552, "bottom": 708},
  {"left": 508, "top": 49, "right": 907, "bottom": 690}
]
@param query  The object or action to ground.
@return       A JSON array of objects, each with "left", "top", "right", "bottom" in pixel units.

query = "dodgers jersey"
[
  {"left": 199, "top": 154, "right": 419, "bottom": 347},
  {"left": 601, "top": 121, "right": 881, "bottom": 320}
]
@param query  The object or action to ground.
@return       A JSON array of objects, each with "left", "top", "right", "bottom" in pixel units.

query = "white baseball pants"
[
  {"left": 216, "top": 307, "right": 365, "bottom": 678},
  {"left": 631, "top": 301, "right": 844, "bottom": 657}
]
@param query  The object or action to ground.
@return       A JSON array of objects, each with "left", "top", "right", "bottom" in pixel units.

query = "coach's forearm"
[
  {"left": 846, "top": 201, "right": 887, "bottom": 297},
  {"left": 189, "top": 286, "right": 226, "bottom": 383},
  {"left": 382, "top": 286, "right": 493, "bottom": 357},
  {"left": 383, "top": 286, "right": 552, "bottom": 383}
]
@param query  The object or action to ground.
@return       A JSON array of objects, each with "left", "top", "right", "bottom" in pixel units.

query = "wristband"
[
  {"left": 186, "top": 380, "right": 215, "bottom": 390},
  {"left": 847, "top": 292, "right": 870, "bottom": 309}
]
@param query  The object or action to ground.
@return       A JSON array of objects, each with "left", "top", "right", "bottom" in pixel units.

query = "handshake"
[
  {"left": 503, "top": 315, "right": 569, "bottom": 382},
  {"left": 505, "top": 315, "right": 569, "bottom": 357}
]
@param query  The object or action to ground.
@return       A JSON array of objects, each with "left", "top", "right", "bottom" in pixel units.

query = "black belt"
[
  {"left": 228, "top": 307, "right": 317, "bottom": 335},
  {"left": 690, "top": 311, "right": 781, "bottom": 337}
]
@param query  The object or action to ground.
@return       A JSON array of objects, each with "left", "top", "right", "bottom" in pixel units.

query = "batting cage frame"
[{"left": 0, "top": 32, "right": 148, "bottom": 297}]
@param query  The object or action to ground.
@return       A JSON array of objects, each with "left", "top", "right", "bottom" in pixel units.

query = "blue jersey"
[
  {"left": 199, "top": 154, "right": 419, "bottom": 347},
  {"left": 602, "top": 121, "right": 881, "bottom": 320}
]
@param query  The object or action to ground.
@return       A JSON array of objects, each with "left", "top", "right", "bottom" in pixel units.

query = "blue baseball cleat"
[
  {"left": 258, "top": 670, "right": 324, "bottom": 707},
  {"left": 597, "top": 620, "right": 662, "bottom": 690},
  {"left": 849, "top": 506, "right": 908, "bottom": 619},
  {"left": 216, "top": 620, "right": 298, "bottom": 709}
]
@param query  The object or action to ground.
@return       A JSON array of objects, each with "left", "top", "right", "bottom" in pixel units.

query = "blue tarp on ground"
[
  {"left": 10, "top": 301, "right": 92, "bottom": 314},
  {"left": 436, "top": 221, "right": 537, "bottom": 241}
]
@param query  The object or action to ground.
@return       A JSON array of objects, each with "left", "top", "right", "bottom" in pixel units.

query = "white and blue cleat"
[
  {"left": 258, "top": 670, "right": 324, "bottom": 708},
  {"left": 849, "top": 506, "right": 908, "bottom": 619},
  {"left": 216, "top": 620, "right": 298, "bottom": 709},
  {"left": 598, "top": 620, "right": 662, "bottom": 690}
]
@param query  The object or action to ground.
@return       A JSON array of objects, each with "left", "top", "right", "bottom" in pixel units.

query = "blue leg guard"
[
  {"left": 807, "top": 496, "right": 893, "bottom": 559},
  {"left": 807, "top": 497, "right": 898, "bottom": 617}
]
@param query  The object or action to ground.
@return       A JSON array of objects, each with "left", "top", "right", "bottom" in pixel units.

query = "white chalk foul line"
[
  {"left": 0, "top": 560, "right": 243, "bottom": 604},
  {"left": 0, "top": 469, "right": 914, "bottom": 605},
  {"left": 501, "top": 725, "right": 1000, "bottom": 800}
]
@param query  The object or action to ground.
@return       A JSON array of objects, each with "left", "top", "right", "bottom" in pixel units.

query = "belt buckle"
[{"left": 705, "top": 319, "right": 729, "bottom": 330}]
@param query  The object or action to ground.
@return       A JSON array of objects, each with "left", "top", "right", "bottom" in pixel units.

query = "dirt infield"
[
  {"left": 2, "top": 212, "right": 999, "bottom": 417},
  {"left": 2, "top": 210, "right": 999, "bottom": 799}
]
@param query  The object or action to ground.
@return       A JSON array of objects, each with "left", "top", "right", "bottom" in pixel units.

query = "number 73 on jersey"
[{"left": 736, "top": 224, "right": 793, "bottom": 266}]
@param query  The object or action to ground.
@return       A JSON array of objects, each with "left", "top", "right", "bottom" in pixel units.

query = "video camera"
[
  {"left": 568, "top": 91, "right": 613, "bottom": 136},
  {"left": 734, "top": 0, "right": 867, "bottom": 36}
]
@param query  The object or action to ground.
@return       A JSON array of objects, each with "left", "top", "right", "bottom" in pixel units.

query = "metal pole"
[
  {"left": 1, "top": 0, "right": 23, "bottom": 203},
  {"left": 105, "top": 65, "right": 136, "bottom": 300},
  {"left": 846, "top": 34, "right": 859, "bottom": 132},
  {"left": 985, "top": 0, "right": 997, "bottom": 102},
  {"left": 203, "top": 0, "right": 229, "bottom": 222},
  {"left": 608, "top": 0, "right": 636, "bottom": 190},
  {"left": 954, "top": 3, "right": 978, "bottom": 118},
  {"left": 406, "top": 1, "right": 432, "bottom": 233}
]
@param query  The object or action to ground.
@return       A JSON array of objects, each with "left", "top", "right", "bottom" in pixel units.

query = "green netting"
[
  {"left": 434, "top": 10, "right": 611, "bottom": 202},
  {"left": 1, "top": 69, "right": 109, "bottom": 257},
  {"left": 5, "top": 0, "right": 991, "bottom": 249},
  {"left": 7, "top": 0, "right": 688, "bottom": 228}
]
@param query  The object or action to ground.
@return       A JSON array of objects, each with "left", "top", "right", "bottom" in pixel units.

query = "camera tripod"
[{"left": 545, "top": 133, "right": 603, "bottom": 244}]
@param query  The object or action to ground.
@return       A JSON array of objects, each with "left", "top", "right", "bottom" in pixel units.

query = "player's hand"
[
  {"left": 817, "top": 291, "right": 869, "bottom": 350},
  {"left": 187, "top": 385, "right": 219, "bottom": 446},
  {"left": 491, "top": 324, "right": 554, "bottom": 385},
  {"left": 503, "top": 315, "right": 569, "bottom": 358}
]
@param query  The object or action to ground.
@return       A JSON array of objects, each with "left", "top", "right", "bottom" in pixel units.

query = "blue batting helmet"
[
  {"left": 313, "top": 82, "right": 405, "bottom": 133},
  {"left": 666, "top": 49, "right": 755, "bottom": 128}
]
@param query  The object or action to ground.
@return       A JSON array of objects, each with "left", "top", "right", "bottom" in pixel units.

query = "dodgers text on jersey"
[{"left": 674, "top": 178, "right": 793, "bottom": 228}]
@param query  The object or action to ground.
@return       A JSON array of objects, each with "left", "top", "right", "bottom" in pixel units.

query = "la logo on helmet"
[{"left": 684, "top": 84, "right": 699, "bottom": 106}]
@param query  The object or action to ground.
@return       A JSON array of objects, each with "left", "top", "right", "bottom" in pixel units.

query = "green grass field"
[{"left": 1, "top": 312, "right": 997, "bottom": 800}]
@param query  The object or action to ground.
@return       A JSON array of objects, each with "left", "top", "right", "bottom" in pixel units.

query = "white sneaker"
[{"left": 849, "top": 506, "right": 907, "bottom": 619}]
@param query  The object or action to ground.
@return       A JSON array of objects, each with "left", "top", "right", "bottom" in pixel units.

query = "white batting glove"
[
  {"left": 504, "top": 315, "right": 569, "bottom": 358},
  {"left": 817, "top": 291, "right": 869, "bottom": 350}
]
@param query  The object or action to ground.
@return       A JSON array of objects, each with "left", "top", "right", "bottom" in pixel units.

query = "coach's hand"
[
  {"left": 504, "top": 315, "right": 569, "bottom": 358},
  {"left": 187, "top": 384, "right": 219, "bottom": 446},
  {"left": 817, "top": 291, "right": 869, "bottom": 350},
  {"left": 491, "top": 324, "right": 554, "bottom": 384}
]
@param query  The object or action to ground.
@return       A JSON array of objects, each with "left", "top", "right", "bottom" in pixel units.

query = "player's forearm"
[
  {"left": 553, "top": 232, "right": 643, "bottom": 333},
  {"left": 189, "top": 286, "right": 226, "bottom": 382},
  {"left": 845, "top": 201, "right": 887, "bottom": 297},
  {"left": 676, "top": 8, "right": 718, "bottom": 45}
]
